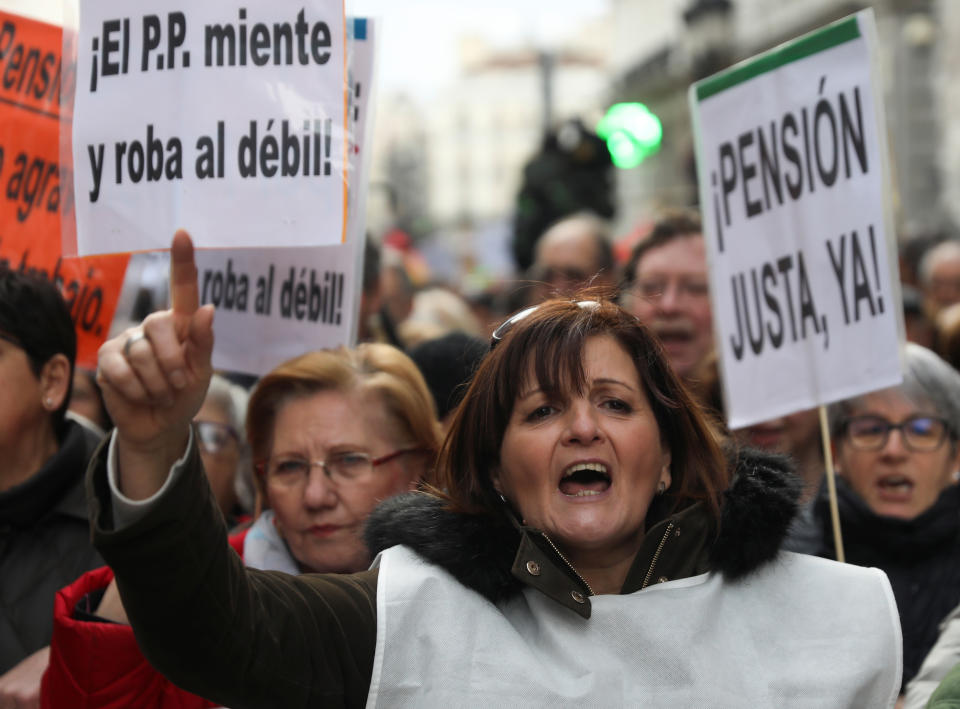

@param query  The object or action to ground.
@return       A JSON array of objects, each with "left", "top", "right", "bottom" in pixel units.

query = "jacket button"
[
  {"left": 657, "top": 576, "right": 669, "bottom": 584},
  {"left": 674, "top": 528, "right": 681, "bottom": 537},
  {"left": 525, "top": 560, "right": 541, "bottom": 576},
  {"left": 570, "top": 590, "right": 585, "bottom": 604}
]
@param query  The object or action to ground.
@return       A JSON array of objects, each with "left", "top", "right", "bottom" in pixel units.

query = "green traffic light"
[{"left": 597, "top": 102, "right": 663, "bottom": 169}]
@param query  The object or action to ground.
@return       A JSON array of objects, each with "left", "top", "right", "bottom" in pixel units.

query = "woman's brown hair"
[{"left": 435, "top": 296, "right": 730, "bottom": 524}]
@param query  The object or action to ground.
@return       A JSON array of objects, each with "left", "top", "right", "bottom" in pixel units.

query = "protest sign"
[
  {"left": 196, "top": 243, "right": 356, "bottom": 375},
  {"left": 68, "top": 0, "right": 347, "bottom": 255},
  {"left": 197, "top": 17, "right": 375, "bottom": 376},
  {"left": 689, "top": 10, "right": 903, "bottom": 429},
  {"left": 0, "top": 10, "right": 128, "bottom": 368}
]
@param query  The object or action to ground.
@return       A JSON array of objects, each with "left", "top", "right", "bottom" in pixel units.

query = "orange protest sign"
[{"left": 0, "top": 10, "right": 129, "bottom": 369}]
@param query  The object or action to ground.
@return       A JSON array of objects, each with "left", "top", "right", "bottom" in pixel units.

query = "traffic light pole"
[{"left": 539, "top": 50, "right": 554, "bottom": 134}]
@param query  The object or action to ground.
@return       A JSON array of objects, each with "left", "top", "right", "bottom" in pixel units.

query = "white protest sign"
[
  {"left": 70, "top": 0, "right": 346, "bottom": 255},
  {"left": 689, "top": 10, "right": 903, "bottom": 430},
  {"left": 196, "top": 244, "right": 356, "bottom": 375},
  {"left": 196, "top": 17, "right": 375, "bottom": 376}
]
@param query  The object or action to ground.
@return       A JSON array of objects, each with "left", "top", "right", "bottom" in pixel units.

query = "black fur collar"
[{"left": 364, "top": 447, "right": 801, "bottom": 603}]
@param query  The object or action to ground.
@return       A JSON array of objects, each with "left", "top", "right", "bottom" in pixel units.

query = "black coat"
[{"left": 0, "top": 420, "right": 104, "bottom": 672}]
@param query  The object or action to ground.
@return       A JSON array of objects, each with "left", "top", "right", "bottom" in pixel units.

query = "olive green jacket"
[
  {"left": 89, "top": 435, "right": 799, "bottom": 708},
  {"left": 929, "top": 665, "right": 960, "bottom": 709}
]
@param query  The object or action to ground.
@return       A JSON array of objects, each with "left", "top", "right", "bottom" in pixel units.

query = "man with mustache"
[{"left": 622, "top": 211, "right": 714, "bottom": 385}]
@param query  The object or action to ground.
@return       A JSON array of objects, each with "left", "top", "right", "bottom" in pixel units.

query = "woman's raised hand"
[{"left": 96, "top": 230, "right": 214, "bottom": 498}]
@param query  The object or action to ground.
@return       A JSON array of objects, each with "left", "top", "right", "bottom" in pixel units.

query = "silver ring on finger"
[{"left": 123, "top": 331, "right": 148, "bottom": 359}]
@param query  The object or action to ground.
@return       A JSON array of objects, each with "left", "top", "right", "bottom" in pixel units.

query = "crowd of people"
[{"left": 1, "top": 206, "right": 960, "bottom": 707}]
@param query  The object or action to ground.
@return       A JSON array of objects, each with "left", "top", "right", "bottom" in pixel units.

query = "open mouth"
[
  {"left": 653, "top": 324, "right": 695, "bottom": 349},
  {"left": 658, "top": 330, "right": 692, "bottom": 342},
  {"left": 877, "top": 475, "right": 913, "bottom": 497},
  {"left": 559, "top": 462, "right": 611, "bottom": 497}
]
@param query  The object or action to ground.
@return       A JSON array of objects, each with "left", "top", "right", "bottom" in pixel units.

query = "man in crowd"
[
  {"left": 919, "top": 239, "right": 960, "bottom": 319},
  {"left": 622, "top": 210, "right": 714, "bottom": 384},
  {"left": 525, "top": 212, "right": 616, "bottom": 304}
]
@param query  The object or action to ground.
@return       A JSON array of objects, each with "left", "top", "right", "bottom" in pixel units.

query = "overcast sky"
[{"left": 348, "top": 0, "right": 610, "bottom": 98}]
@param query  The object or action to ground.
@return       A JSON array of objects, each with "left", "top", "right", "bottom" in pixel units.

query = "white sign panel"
[
  {"left": 71, "top": 0, "right": 347, "bottom": 254},
  {"left": 197, "top": 17, "right": 375, "bottom": 376},
  {"left": 689, "top": 10, "right": 903, "bottom": 429},
  {"left": 196, "top": 243, "right": 357, "bottom": 375}
]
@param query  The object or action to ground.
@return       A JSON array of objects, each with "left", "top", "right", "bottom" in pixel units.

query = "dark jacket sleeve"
[{"left": 86, "top": 434, "right": 379, "bottom": 709}]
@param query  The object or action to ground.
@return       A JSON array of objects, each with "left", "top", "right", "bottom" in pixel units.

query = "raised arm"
[
  {"left": 96, "top": 230, "right": 214, "bottom": 498},
  {"left": 88, "top": 232, "right": 378, "bottom": 707}
]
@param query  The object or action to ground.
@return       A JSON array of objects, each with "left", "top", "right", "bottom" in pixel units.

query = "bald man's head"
[{"left": 528, "top": 213, "right": 614, "bottom": 301}]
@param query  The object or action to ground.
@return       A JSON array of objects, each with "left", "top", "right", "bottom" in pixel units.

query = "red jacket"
[{"left": 40, "top": 531, "right": 248, "bottom": 709}]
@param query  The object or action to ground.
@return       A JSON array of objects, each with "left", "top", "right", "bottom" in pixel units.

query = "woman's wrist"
[
  {"left": 114, "top": 424, "right": 191, "bottom": 500},
  {"left": 94, "top": 579, "right": 130, "bottom": 625}
]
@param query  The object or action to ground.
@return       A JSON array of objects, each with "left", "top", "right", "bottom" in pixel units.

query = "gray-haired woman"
[
  {"left": 789, "top": 343, "right": 960, "bottom": 695},
  {"left": 195, "top": 373, "right": 255, "bottom": 526}
]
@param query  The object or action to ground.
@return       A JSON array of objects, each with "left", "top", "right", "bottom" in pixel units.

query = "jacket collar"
[
  {"left": 365, "top": 447, "right": 800, "bottom": 618},
  {"left": 0, "top": 420, "right": 102, "bottom": 526},
  {"left": 242, "top": 510, "right": 300, "bottom": 574}
]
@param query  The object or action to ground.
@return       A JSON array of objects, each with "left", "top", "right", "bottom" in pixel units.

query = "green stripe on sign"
[{"left": 696, "top": 14, "right": 861, "bottom": 101}]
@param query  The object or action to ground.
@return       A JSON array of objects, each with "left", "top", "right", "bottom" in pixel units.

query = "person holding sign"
[
  {"left": 43, "top": 337, "right": 440, "bottom": 708},
  {"left": 86, "top": 232, "right": 901, "bottom": 707},
  {"left": 787, "top": 343, "right": 960, "bottom": 694}
]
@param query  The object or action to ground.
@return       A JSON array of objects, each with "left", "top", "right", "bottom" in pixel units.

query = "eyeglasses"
[
  {"left": 840, "top": 414, "right": 952, "bottom": 452},
  {"left": 195, "top": 420, "right": 240, "bottom": 455},
  {"left": 256, "top": 447, "right": 426, "bottom": 488},
  {"left": 634, "top": 278, "right": 710, "bottom": 301},
  {"left": 490, "top": 300, "right": 599, "bottom": 350},
  {"left": 539, "top": 266, "right": 589, "bottom": 284}
]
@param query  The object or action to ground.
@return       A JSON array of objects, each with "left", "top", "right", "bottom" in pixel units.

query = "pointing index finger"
[{"left": 170, "top": 229, "right": 199, "bottom": 316}]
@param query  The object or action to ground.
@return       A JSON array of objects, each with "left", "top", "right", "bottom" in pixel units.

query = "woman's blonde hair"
[{"left": 247, "top": 344, "right": 442, "bottom": 487}]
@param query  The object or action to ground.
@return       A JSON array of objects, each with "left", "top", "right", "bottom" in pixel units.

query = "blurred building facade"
[
  {"left": 936, "top": 0, "right": 960, "bottom": 235},
  {"left": 369, "top": 19, "right": 613, "bottom": 280},
  {"left": 368, "top": 0, "right": 959, "bottom": 284},
  {"left": 426, "top": 28, "right": 611, "bottom": 228},
  {"left": 608, "top": 0, "right": 955, "bottom": 240},
  {"left": 367, "top": 94, "right": 431, "bottom": 242}
]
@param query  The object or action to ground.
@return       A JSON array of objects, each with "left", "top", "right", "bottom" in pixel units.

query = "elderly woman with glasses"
[
  {"left": 80, "top": 232, "right": 902, "bottom": 707},
  {"left": 42, "top": 341, "right": 441, "bottom": 708},
  {"left": 788, "top": 343, "right": 960, "bottom": 696}
]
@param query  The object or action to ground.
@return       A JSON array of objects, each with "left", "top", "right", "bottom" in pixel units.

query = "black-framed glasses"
[
  {"left": 840, "top": 414, "right": 952, "bottom": 452},
  {"left": 490, "top": 300, "right": 599, "bottom": 350},
  {"left": 256, "top": 447, "right": 426, "bottom": 488},
  {"left": 195, "top": 420, "right": 240, "bottom": 455}
]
